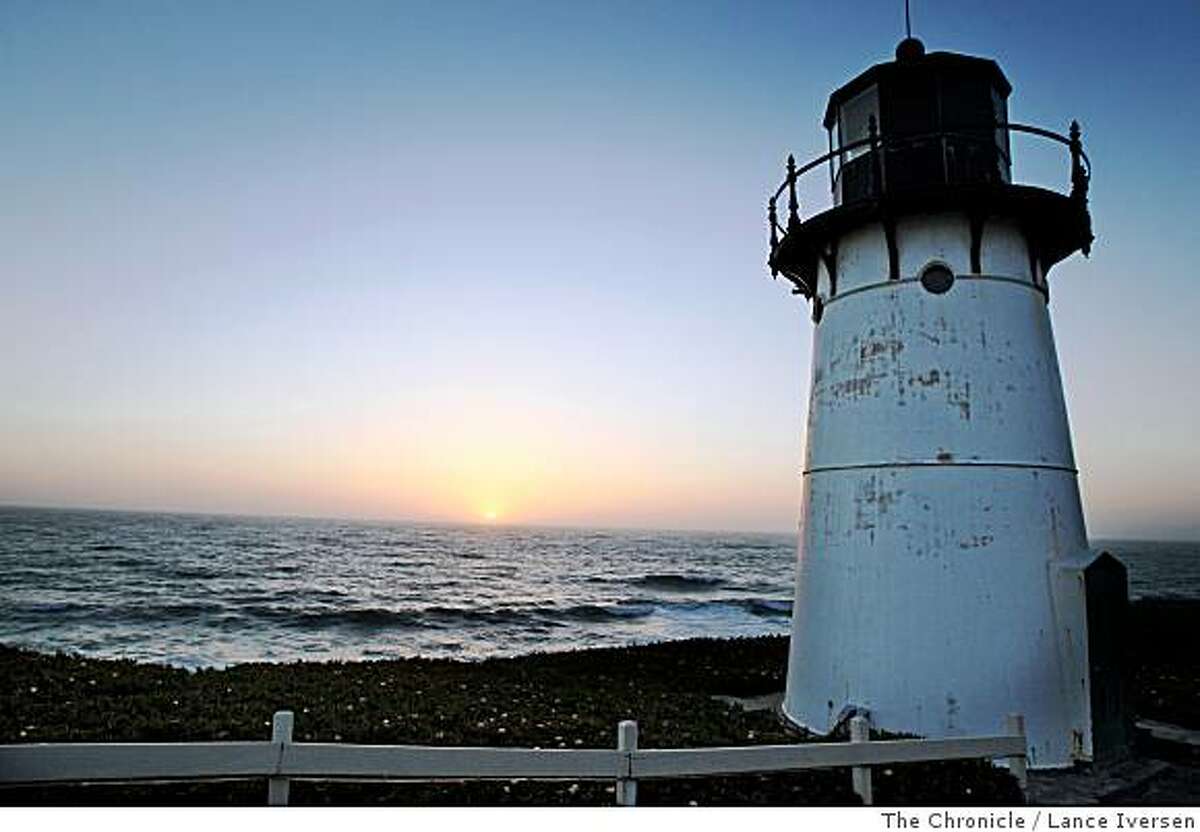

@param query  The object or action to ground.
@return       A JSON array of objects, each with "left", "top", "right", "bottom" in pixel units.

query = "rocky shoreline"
[{"left": 1, "top": 599, "right": 1195, "bottom": 806}]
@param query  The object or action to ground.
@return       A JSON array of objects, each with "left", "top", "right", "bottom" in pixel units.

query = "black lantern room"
[
  {"left": 767, "top": 38, "right": 1093, "bottom": 306},
  {"left": 828, "top": 38, "right": 1012, "bottom": 204}
]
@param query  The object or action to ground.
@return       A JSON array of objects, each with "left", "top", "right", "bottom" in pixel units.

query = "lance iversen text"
[{"left": 881, "top": 811, "right": 1196, "bottom": 830}]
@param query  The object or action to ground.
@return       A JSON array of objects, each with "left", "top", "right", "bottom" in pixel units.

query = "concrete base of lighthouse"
[{"left": 781, "top": 215, "right": 1103, "bottom": 768}]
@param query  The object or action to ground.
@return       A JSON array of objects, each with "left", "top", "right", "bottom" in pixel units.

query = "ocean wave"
[
  {"left": 105, "top": 557, "right": 148, "bottom": 568},
  {"left": 3, "top": 600, "right": 99, "bottom": 620},
  {"left": 735, "top": 598, "right": 793, "bottom": 618},
  {"left": 170, "top": 566, "right": 223, "bottom": 580},
  {"left": 712, "top": 541, "right": 786, "bottom": 553},
  {"left": 112, "top": 602, "right": 230, "bottom": 623},
  {"left": 553, "top": 602, "right": 657, "bottom": 622},
  {"left": 4, "top": 600, "right": 232, "bottom": 624},
  {"left": 231, "top": 600, "right": 665, "bottom": 632},
  {"left": 291, "top": 607, "right": 424, "bottom": 629},
  {"left": 230, "top": 538, "right": 273, "bottom": 551},
  {"left": 243, "top": 603, "right": 539, "bottom": 632},
  {"left": 632, "top": 574, "right": 725, "bottom": 592},
  {"left": 421, "top": 605, "right": 533, "bottom": 627},
  {"left": 217, "top": 595, "right": 791, "bottom": 632},
  {"left": 726, "top": 579, "right": 792, "bottom": 594}
]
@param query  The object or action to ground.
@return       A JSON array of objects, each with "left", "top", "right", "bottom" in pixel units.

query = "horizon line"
[
  {"left": 1, "top": 501, "right": 1196, "bottom": 544},
  {"left": 0, "top": 500, "right": 799, "bottom": 539}
]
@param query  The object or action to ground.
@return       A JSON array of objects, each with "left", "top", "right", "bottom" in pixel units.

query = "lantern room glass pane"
[
  {"left": 834, "top": 84, "right": 878, "bottom": 204},
  {"left": 992, "top": 85, "right": 1011, "bottom": 183},
  {"left": 939, "top": 74, "right": 1007, "bottom": 186},
  {"left": 885, "top": 68, "right": 938, "bottom": 137},
  {"left": 838, "top": 85, "right": 879, "bottom": 160}
]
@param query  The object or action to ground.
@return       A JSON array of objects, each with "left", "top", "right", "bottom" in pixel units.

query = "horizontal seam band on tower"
[
  {"left": 824, "top": 274, "right": 1043, "bottom": 306},
  {"left": 802, "top": 460, "right": 1079, "bottom": 475}
]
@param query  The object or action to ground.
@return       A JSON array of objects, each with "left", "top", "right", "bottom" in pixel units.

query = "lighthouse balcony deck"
[{"left": 766, "top": 122, "right": 1093, "bottom": 301}]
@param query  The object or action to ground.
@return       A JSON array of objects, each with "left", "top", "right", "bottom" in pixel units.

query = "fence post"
[
  {"left": 268, "top": 710, "right": 294, "bottom": 806},
  {"left": 850, "top": 715, "right": 873, "bottom": 806},
  {"left": 616, "top": 720, "right": 638, "bottom": 807},
  {"left": 1005, "top": 713, "right": 1028, "bottom": 792}
]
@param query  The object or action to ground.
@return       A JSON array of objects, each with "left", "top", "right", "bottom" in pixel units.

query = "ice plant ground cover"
[{"left": 3, "top": 598, "right": 1196, "bottom": 806}]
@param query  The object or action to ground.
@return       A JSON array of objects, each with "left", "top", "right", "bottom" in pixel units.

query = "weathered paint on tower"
[{"left": 766, "top": 39, "right": 1111, "bottom": 768}]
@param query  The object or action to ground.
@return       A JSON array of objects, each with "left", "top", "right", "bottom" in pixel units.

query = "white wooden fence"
[{"left": 0, "top": 711, "right": 1028, "bottom": 806}]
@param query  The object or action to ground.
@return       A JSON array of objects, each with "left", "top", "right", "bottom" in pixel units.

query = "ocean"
[{"left": 1, "top": 506, "right": 1195, "bottom": 668}]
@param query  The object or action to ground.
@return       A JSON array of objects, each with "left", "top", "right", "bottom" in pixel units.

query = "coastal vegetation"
[{"left": 1, "top": 600, "right": 1193, "bottom": 805}]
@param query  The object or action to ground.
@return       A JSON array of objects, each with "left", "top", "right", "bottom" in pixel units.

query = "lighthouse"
[{"left": 767, "top": 38, "right": 1126, "bottom": 768}]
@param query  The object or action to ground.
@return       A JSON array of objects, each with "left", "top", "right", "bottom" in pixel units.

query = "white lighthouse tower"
[{"left": 767, "top": 38, "right": 1124, "bottom": 768}]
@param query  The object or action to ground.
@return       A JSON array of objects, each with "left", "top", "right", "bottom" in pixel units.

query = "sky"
[{"left": 1, "top": 0, "right": 1198, "bottom": 537}]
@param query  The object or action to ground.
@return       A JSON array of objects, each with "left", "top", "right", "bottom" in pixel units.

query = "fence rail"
[{"left": 0, "top": 711, "right": 1028, "bottom": 806}]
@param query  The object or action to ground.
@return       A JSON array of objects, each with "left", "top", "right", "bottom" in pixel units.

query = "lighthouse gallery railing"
[{"left": 767, "top": 120, "right": 1091, "bottom": 288}]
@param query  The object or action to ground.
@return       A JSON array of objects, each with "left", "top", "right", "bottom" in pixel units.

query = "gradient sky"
[{"left": 2, "top": 0, "right": 1198, "bottom": 537}]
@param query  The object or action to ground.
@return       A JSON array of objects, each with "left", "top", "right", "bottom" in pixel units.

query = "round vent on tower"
[{"left": 920, "top": 262, "right": 955, "bottom": 294}]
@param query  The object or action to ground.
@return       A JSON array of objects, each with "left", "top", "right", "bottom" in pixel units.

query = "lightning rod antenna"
[{"left": 905, "top": 0, "right": 912, "bottom": 39}]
